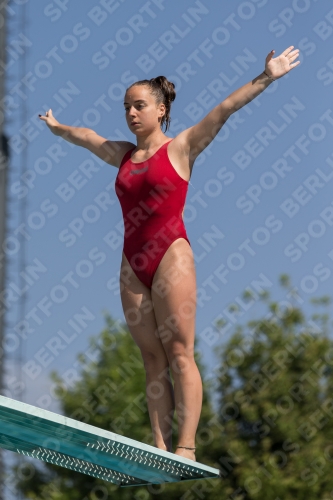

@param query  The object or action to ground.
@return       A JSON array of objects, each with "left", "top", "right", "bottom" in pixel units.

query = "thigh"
[
  {"left": 119, "top": 252, "right": 168, "bottom": 364},
  {"left": 151, "top": 239, "right": 197, "bottom": 361}
]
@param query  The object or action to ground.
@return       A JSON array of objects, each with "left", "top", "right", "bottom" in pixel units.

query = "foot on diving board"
[{"left": 0, "top": 395, "right": 222, "bottom": 487}]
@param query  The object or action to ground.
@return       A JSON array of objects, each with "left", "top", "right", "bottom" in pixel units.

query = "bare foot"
[{"left": 174, "top": 448, "right": 196, "bottom": 462}]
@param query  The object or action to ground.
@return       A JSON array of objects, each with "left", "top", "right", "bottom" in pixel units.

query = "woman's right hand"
[{"left": 38, "top": 109, "right": 60, "bottom": 134}]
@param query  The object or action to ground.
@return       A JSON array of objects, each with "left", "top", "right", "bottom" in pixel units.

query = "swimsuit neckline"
[{"left": 130, "top": 139, "right": 173, "bottom": 164}]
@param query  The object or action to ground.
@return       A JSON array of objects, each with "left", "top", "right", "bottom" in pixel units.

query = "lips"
[{"left": 131, "top": 122, "right": 139, "bottom": 126}]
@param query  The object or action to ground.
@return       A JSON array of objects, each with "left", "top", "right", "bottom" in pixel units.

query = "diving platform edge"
[{"left": 0, "top": 395, "right": 222, "bottom": 487}]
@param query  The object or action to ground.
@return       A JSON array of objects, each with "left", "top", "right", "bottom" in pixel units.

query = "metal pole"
[{"left": 0, "top": 0, "right": 9, "bottom": 494}]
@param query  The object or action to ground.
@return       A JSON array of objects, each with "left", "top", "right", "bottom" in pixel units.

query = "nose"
[{"left": 128, "top": 106, "right": 136, "bottom": 116}]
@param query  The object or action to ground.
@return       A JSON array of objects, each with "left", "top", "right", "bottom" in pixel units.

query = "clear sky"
[{"left": 2, "top": 0, "right": 333, "bottom": 421}]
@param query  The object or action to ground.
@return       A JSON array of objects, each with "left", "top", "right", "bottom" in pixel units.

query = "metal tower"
[{"left": 0, "top": 1, "right": 29, "bottom": 498}]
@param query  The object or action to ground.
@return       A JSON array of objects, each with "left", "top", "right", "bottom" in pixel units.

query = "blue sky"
[{"left": 2, "top": 0, "right": 333, "bottom": 421}]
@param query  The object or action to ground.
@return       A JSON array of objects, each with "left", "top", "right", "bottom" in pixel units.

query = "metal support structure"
[
  {"left": 0, "top": 133, "right": 9, "bottom": 500},
  {"left": 0, "top": 396, "right": 222, "bottom": 487},
  {"left": 0, "top": 2, "right": 9, "bottom": 498},
  {"left": 0, "top": 1, "right": 30, "bottom": 498}
]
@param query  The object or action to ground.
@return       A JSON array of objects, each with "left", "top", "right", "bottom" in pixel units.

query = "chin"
[
  {"left": 133, "top": 127, "right": 152, "bottom": 136},
  {"left": 132, "top": 128, "right": 144, "bottom": 136}
]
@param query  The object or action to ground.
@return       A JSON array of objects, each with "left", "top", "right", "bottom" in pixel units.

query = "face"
[{"left": 123, "top": 85, "right": 165, "bottom": 135}]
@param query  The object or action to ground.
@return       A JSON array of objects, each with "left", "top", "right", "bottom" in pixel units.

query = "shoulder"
[
  {"left": 114, "top": 141, "right": 136, "bottom": 168},
  {"left": 167, "top": 130, "right": 196, "bottom": 168},
  {"left": 83, "top": 135, "right": 135, "bottom": 168},
  {"left": 166, "top": 133, "right": 194, "bottom": 181},
  {"left": 167, "top": 132, "right": 190, "bottom": 158}
]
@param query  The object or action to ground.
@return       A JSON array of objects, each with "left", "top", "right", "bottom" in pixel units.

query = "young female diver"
[{"left": 39, "top": 46, "right": 300, "bottom": 462}]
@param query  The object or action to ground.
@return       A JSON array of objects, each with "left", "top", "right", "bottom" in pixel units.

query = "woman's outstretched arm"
[
  {"left": 38, "top": 110, "right": 132, "bottom": 167},
  {"left": 181, "top": 46, "right": 300, "bottom": 161}
]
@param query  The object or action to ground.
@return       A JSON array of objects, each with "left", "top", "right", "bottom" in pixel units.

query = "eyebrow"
[{"left": 123, "top": 99, "right": 147, "bottom": 105}]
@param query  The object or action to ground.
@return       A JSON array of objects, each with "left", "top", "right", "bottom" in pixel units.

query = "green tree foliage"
[{"left": 208, "top": 285, "right": 333, "bottom": 499}]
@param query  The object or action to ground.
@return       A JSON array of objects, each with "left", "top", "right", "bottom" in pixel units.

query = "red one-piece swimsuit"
[{"left": 115, "top": 139, "right": 191, "bottom": 288}]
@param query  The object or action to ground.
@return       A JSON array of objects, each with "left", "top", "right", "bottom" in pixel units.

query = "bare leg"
[
  {"left": 119, "top": 253, "right": 175, "bottom": 450},
  {"left": 144, "top": 363, "right": 175, "bottom": 451},
  {"left": 171, "top": 357, "right": 203, "bottom": 460},
  {"left": 152, "top": 239, "right": 202, "bottom": 461}
]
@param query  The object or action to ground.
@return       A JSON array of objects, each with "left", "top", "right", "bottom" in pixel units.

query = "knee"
[
  {"left": 141, "top": 351, "right": 169, "bottom": 373},
  {"left": 169, "top": 349, "right": 195, "bottom": 375}
]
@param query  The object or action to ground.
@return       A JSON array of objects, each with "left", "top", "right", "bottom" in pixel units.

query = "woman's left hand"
[{"left": 265, "top": 46, "right": 300, "bottom": 80}]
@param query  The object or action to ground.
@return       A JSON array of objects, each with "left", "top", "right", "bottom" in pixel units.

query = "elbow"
[
  {"left": 80, "top": 129, "right": 95, "bottom": 148},
  {"left": 220, "top": 99, "right": 234, "bottom": 120},
  {"left": 82, "top": 129, "right": 95, "bottom": 139}
]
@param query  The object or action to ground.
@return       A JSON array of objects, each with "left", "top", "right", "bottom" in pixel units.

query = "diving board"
[{"left": 0, "top": 395, "right": 221, "bottom": 487}]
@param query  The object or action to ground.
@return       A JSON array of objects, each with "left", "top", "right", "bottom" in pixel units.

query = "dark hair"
[{"left": 126, "top": 76, "right": 176, "bottom": 132}]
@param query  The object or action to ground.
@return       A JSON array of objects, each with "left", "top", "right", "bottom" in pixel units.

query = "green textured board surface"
[{"left": 0, "top": 395, "right": 221, "bottom": 487}]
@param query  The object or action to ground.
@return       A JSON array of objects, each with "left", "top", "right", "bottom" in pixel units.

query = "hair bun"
[{"left": 152, "top": 76, "right": 176, "bottom": 104}]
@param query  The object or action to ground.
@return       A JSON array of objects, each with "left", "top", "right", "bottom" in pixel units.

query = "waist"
[{"left": 123, "top": 214, "right": 187, "bottom": 242}]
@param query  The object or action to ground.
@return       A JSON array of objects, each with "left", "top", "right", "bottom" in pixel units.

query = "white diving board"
[{"left": 0, "top": 395, "right": 221, "bottom": 487}]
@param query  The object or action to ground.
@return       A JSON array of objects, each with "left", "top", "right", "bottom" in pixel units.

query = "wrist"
[
  {"left": 52, "top": 123, "right": 63, "bottom": 136},
  {"left": 263, "top": 70, "right": 275, "bottom": 81}
]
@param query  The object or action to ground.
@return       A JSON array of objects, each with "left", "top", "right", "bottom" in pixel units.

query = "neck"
[{"left": 135, "top": 131, "right": 169, "bottom": 151}]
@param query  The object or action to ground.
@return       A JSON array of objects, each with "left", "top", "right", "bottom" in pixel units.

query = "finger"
[
  {"left": 265, "top": 49, "right": 274, "bottom": 62},
  {"left": 290, "top": 61, "right": 301, "bottom": 68},
  {"left": 289, "top": 53, "right": 299, "bottom": 62},
  {"left": 288, "top": 49, "right": 299, "bottom": 57},
  {"left": 282, "top": 45, "right": 294, "bottom": 56}
]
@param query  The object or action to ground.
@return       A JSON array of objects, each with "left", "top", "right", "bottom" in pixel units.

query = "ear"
[{"left": 158, "top": 102, "right": 166, "bottom": 118}]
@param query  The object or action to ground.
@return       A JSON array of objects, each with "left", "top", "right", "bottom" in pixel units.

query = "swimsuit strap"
[{"left": 119, "top": 146, "right": 136, "bottom": 169}]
